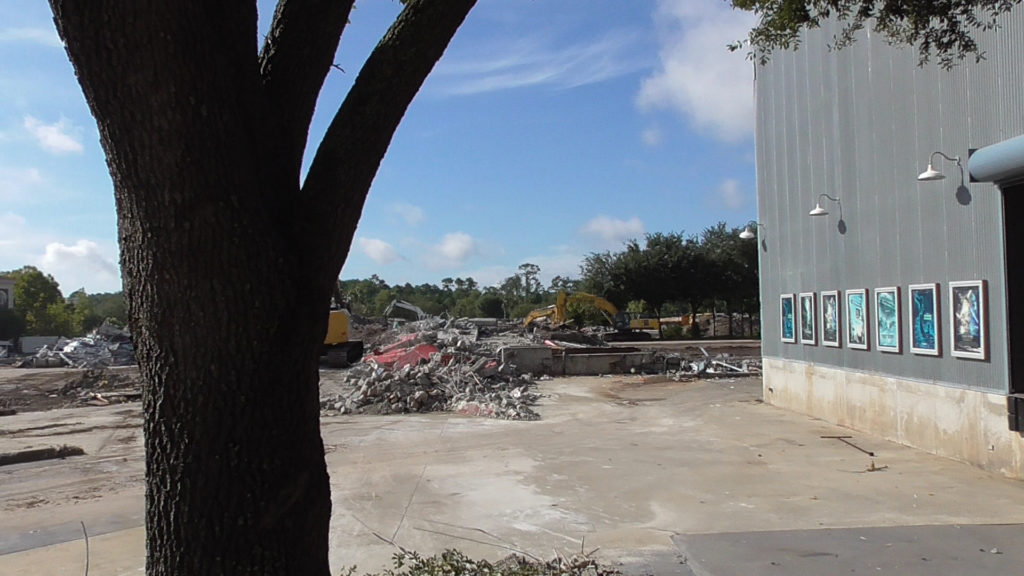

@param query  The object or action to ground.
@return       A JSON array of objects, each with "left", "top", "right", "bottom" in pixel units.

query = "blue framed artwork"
[
  {"left": 909, "top": 283, "right": 940, "bottom": 356},
  {"left": 845, "top": 289, "right": 868, "bottom": 350},
  {"left": 799, "top": 292, "right": 816, "bottom": 345},
  {"left": 780, "top": 294, "right": 796, "bottom": 343},
  {"left": 820, "top": 290, "right": 840, "bottom": 347},
  {"left": 874, "top": 287, "right": 900, "bottom": 353},
  {"left": 949, "top": 280, "right": 986, "bottom": 360}
]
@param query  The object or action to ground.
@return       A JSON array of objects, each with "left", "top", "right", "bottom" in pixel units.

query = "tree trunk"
[{"left": 49, "top": 1, "right": 475, "bottom": 573}]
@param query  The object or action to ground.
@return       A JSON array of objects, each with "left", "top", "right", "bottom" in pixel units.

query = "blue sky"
[{"left": 0, "top": 0, "right": 758, "bottom": 294}]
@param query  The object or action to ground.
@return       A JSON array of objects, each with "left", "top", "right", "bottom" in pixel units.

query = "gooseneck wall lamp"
[
  {"left": 739, "top": 221, "right": 765, "bottom": 239},
  {"left": 917, "top": 151, "right": 962, "bottom": 181},
  {"left": 809, "top": 193, "right": 841, "bottom": 217}
]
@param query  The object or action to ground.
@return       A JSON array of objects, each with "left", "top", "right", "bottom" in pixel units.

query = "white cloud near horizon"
[
  {"left": 24, "top": 116, "right": 84, "bottom": 154},
  {"left": 357, "top": 237, "right": 402, "bottom": 265},
  {"left": 388, "top": 202, "right": 425, "bottom": 226},
  {"left": 38, "top": 240, "right": 120, "bottom": 293},
  {"left": 637, "top": 0, "right": 757, "bottom": 143},
  {"left": 579, "top": 215, "right": 646, "bottom": 249},
  {"left": 436, "top": 232, "right": 477, "bottom": 263},
  {"left": 0, "top": 27, "right": 62, "bottom": 47},
  {"left": 435, "top": 30, "right": 647, "bottom": 95}
]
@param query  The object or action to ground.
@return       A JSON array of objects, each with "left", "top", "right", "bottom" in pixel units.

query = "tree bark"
[{"left": 48, "top": 1, "right": 475, "bottom": 574}]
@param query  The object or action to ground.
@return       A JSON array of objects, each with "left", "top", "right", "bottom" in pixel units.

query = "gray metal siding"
[{"left": 756, "top": 10, "right": 1023, "bottom": 393}]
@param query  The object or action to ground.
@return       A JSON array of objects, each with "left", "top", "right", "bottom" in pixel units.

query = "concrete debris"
[
  {"left": 58, "top": 368, "right": 142, "bottom": 407},
  {"left": 321, "top": 317, "right": 542, "bottom": 420},
  {"left": 15, "top": 322, "right": 135, "bottom": 369},
  {"left": 653, "top": 350, "right": 762, "bottom": 381}
]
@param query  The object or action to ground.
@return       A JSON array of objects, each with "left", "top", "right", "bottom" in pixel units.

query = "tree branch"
[
  {"left": 299, "top": 0, "right": 477, "bottom": 274},
  {"left": 258, "top": 0, "right": 355, "bottom": 181}
]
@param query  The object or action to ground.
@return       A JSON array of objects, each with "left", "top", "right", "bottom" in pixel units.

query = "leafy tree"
[
  {"left": 48, "top": 1, "right": 477, "bottom": 573},
  {"left": 730, "top": 0, "right": 1018, "bottom": 68},
  {"left": 0, "top": 309, "right": 25, "bottom": 341},
  {"left": 478, "top": 292, "right": 505, "bottom": 318},
  {"left": 5, "top": 266, "right": 69, "bottom": 336}
]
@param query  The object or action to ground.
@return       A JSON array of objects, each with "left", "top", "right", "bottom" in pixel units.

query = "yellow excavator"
[
  {"left": 523, "top": 291, "right": 657, "bottom": 341},
  {"left": 323, "top": 282, "right": 365, "bottom": 367}
]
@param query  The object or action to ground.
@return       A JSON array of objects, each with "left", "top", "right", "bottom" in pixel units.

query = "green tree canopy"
[{"left": 731, "top": 0, "right": 1020, "bottom": 68}]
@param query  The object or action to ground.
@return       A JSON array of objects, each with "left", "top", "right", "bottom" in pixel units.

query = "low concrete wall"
[
  {"left": 19, "top": 336, "right": 59, "bottom": 354},
  {"left": 763, "top": 358, "right": 1024, "bottom": 479},
  {"left": 499, "top": 346, "right": 651, "bottom": 376}
]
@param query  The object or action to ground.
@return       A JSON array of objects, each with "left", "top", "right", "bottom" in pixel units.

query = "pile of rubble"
[
  {"left": 15, "top": 322, "right": 136, "bottom": 369},
  {"left": 654, "top": 347, "right": 763, "bottom": 380},
  {"left": 321, "top": 317, "right": 543, "bottom": 420}
]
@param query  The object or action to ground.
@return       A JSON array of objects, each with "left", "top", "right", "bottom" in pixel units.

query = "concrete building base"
[{"left": 763, "top": 358, "right": 1024, "bottom": 479}]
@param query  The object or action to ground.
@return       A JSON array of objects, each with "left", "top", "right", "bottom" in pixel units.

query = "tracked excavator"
[
  {"left": 523, "top": 291, "right": 657, "bottom": 341},
  {"left": 322, "top": 281, "right": 365, "bottom": 367}
]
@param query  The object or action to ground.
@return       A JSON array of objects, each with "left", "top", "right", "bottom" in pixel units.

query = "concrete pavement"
[{"left": 2, "top": 374, "right": 1023, "bottom": 575}]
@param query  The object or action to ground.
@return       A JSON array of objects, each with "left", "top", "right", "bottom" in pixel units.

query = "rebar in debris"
[{"left": 821, "top": 435, "right": 875, "bottom": 457}]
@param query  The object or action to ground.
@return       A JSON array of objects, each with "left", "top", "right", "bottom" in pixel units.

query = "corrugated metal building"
[{"left": 755, "top": 7, "right": 1024, "bottom": 477}]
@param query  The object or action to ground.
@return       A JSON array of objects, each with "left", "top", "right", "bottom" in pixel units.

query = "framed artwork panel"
[
  {"left": 874, "top": 287, "right": 901, "bottom": 353},
  {"left": 845, "top": 289, "right": 869, "bottom": 350},
  {"left": 909, "top": 283, "right": 940, "bottom": 356},
  {"left": 949, "top": 280, "right": 986, "bottom": 360},
  {"left": 780, "top": 294, "right": 796, "bottom": 343},
  {"left": 820, "top": 290, "right": 841, "bottom": 347},
  {"left": 799, "top": 292, "right": 816, "bottom": 345}
]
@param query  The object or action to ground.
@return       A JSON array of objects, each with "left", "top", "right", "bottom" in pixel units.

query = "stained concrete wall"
[
  {"left": 500, "top": 346, "right": 650, "bottom": 377},
  {"left": 764, "top": 359, "right": 1024, "bottom": 479}
]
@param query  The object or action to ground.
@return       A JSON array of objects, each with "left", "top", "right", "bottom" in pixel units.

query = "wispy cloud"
[
  {"left": 0, "top": 27, "right": 62, "bottom": 47},
  {"left": 24, "top": 116, "right": 84, "bottom": 154},
  {"left": 435, "top": 31, "right": 647, "bottom": 95},
  {"left": 357, "top": 237, "right": 402, "bottom": 265},
  {"left": 641, "top": 126, "right": 662, "bottom": 147},
  {"left": 40, "top": 240, "right": 120, "bottom": 292},
  {"left": 711, "top": 178, "right": 747, "bottom": 210},
  {"left": 0, "top": 167, "right": 44, "bottom": 202},
  {"left": 579, "top": 216, "right": 645, "bottom": 249},
  {"left": 636, "top": 0, "right": 757, "bottom": 143},
  {"left": 388, "top": 202, "right": 425, "bottom": 226}
]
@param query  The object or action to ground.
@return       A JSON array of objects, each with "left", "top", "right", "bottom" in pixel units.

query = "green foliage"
[
  {"left": 356, "top": 549, "right": 621, "bottom": 576},
  {"left": 730, "top": 0, "right": 1019, "bottom": 68},
  {"left": 477, "top": 293, "right": 504, "bottom": 318},
  {"left": 0, "top": 308, "right": 26, "bottom": 341}
]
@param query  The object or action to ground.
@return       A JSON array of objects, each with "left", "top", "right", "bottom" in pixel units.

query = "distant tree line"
[
  {"left": 341, "top": 221, "right": 760, "bottom": 339},
  {"left": 0, "top": 222, "right": 758, "bottom": 341},
  {"left": 0, "top": 266, "right": 126, "bottom": 341}
]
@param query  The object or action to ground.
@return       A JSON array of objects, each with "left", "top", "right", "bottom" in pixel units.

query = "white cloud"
[
  {"left": 579, "top": 215, "right": 645, "bottom": 248},
  {"left": 357, "top": 237, "right": 402, "bottom": 264},
  {"left": 24, "top": 116, "right": 84, "bottom": 154},
  {"left": 437, "top": 232, "right": 476, "bottom": 263},
  {"left": 636, "top": 0, "right": 757, "bottom": 142},
  {"left": 436, "top": 31, "right": 646, "bottom": 95},
  {"left": 388, "top": 202, "right": 425, "bottom": 226},
  {"left": 713, "top": 178, "right": 747, "bottom": 210},
  {"left": 38, "top": 240, "right": 120, "bottom": 293},
  {"left": 0, "top": 27, "right": 62, "bottom": 47},
  {"left": 641, "top": 126, "right": 662, "bottom": 147},
  {"left": 0, "top": 167, "right": 44, "bottom": 202}
]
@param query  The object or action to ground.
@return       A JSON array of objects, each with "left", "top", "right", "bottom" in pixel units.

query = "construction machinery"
[
  {"left": 523, "top": 291, "right": 657, "bottom": 341},
  {"left": 382, "top": 299, "right": 429, "bottom": 322},
  {"left": 323, "top": 282, "right": 364, "bottom": 367}
]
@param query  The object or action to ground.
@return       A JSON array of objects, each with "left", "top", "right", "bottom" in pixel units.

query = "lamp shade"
[
  {"left": 808, "top": 203, "right": 828, "bottom": 216},
  {"left": 917, "top": 163, "right": 945, "bottom": 181},
  {"left": 739, "top": 226, "right": 755, "bottom": 239}
]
